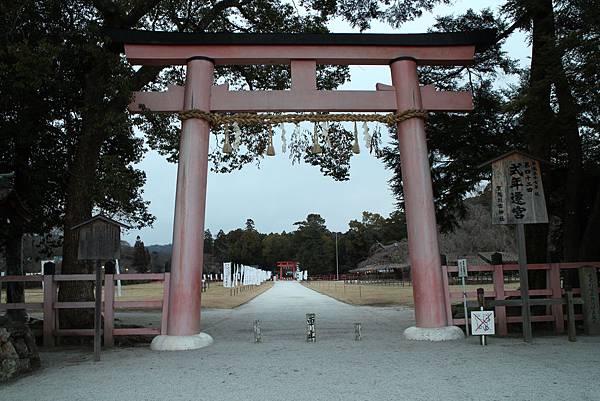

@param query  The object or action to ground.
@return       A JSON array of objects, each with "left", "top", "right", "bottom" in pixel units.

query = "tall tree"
[
  {"left": 504, "top": 0, "right": 600, "bottom": 263},
  {"left": 131, "top": 236, "right": 151, "bottom": 273},
  {"left": 380, "top": 8, "right": 522, "bottom": 234},
  {"left": 379, "top": 2, "right": 600, "bottom": 275},
  {"left": 204, "top": 229, "right": 214, "bottom": 255},
  {"left": 3, "top": 0, "right": 395, "bottom": 327},
  {"left": 261, "top": 232, "right": 293, "bottom": 269},
  {"left": 293, "top": 214, "right": 335, "bottom": 275}
]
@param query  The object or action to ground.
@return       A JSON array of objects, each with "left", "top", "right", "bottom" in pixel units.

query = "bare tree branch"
[
  {"left": 495, "top": 14, "right": 529, "bottom": 44},
  {"left": 91, "top": 0, "right": 161, "bottom": 28},
  {"left": 123, "top": 0, "right": 163, "bottom": 29},
  {"left": 196, "top": 0, "right": 253, "bottom": 32},
  {"left": 90, "top": 0, "right": 123, "bottom": 25}
]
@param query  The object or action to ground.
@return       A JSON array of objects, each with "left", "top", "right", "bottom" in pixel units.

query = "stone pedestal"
[
  {"left": 150, "top": 333, "right": 213, "bottom": 351},
  {"left": 0, "top": 319, "right": 40, "bottom": 382},
  {"left": 404, "top": 326, "right": 465, "bottom": 341}
]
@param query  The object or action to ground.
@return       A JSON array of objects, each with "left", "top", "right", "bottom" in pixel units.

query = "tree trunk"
[
  {"left": 579, "top": 184, "right": 600, "bottom": 261},
  {"left": 523, "top": 0, "right": 584, "bottom": 287},
  {"left": 58, "top": 74, "right": 107, "bottom": 328},
  {"left": 5, "top": 223, "right": 26, "bottom": 322},
  {"left": 522, "top": 0, "right": 556, "bottom": 291}
]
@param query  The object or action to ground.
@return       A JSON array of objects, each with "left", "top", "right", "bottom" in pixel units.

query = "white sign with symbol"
[
  {"left": 458, "top": 259, "right": 468, "bottom": 278},
  {"left": 471, "top": 311, "right": 495, "bottom": 335}
]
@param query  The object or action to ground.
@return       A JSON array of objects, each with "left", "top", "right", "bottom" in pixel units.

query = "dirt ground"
[
  {"left": 1, "top": 281, "right": 273, "bottom": 309},
  {"left": 303, "top": 280, "right": 520, "bottom": 307},
  {"left": 3, "top": 281, "right": 599, "bottom": 401}
]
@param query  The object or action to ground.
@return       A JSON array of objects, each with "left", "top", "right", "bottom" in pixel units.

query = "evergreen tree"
[
  {"left": 293, "top": 214, "right": 335, "bottom": 275},
  {"left": 131, "top": 236, "right": 151, "bottom": 273}
]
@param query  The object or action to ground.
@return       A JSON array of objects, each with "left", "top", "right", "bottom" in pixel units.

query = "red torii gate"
[
  {"left": 111, "top": 29, "right": 495, "bottom": 350},
  {"left": 276, "top": 261, "right": 298, "bottom": 280}
]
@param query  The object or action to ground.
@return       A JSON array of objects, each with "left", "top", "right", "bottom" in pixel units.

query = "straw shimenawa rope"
[{"left": 178, "top": 109, "right": 427, "bottom": 126}]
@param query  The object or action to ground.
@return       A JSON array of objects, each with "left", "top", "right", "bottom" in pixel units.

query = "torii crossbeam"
[{"left": 110, "top": 29, "right": 495, "bottom": 350}]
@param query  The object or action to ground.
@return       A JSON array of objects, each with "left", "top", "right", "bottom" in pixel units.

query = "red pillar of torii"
[{"left": 111, "top": 29, "right": 495, "bottom": 350}]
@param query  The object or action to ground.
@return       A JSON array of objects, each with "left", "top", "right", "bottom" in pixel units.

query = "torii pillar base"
[
  {"left": 404, "top": 326, "right": 464, "bottom": 341},
  {"left": 151, "top": 333, "right": 214, "bottom": 351}
]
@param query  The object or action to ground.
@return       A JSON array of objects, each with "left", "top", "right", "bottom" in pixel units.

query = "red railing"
[
  {"left": 0, "top": 273, "right": 169, "bottom": 347},
  {"left": 442, "top": 262, "right": 600, "bottom": 336}
]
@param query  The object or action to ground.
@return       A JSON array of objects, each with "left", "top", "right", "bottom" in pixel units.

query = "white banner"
[
  {"left": 223, "top": 262, "right": 232, "bottom": 288},
  {"left": 224, "top": 263, "right": 271, "bottom": 287}
]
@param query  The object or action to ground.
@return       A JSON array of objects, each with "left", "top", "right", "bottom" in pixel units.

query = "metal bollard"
[
  {"left": 354, "top": 323, "right": 362, "bottom": 341},
  {"left": 253, "top": 320, "right": 262, "bottom": 343},
  {"left": 306, "top": 313, "right": 316, "bottom": 342}
]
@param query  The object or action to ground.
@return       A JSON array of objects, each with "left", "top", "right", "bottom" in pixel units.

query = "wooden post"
[
  {"left": 94, "top": 260, "right": 102, "bottom": 361},
  {"left": 441, "top": 265, "right": 453, "bottom": 326},
  {"left": 160, "top": 273, "right": 170, "bottom": 335},
  {"left": 566, "top": 289, "right": 576, "bottom": 342},
  {"left": 549, "top": 264, "right": 564, "bottom": 334},
  {"left": 42, "top": 274, "right": 55, "bottom": 347},
  {"left": 103, "top": 274, "right": 115, "bottom": 347},
  {"left": 516, "top": 223, "right": 532, "bottom": 342},
  {"left": 493, "top": 264, "right": 508, "bottom": 336}
]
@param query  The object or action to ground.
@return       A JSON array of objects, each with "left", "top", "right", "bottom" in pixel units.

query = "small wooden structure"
[
  {"left": 72, "top": 214, "right": 130, "bottom": 361},
  {"left": 72, "top": 214, "right": 130, "bottom": 261}
]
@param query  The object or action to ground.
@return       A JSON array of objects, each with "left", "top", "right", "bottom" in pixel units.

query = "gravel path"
[{"left": 3, "top": 281, "right": 600, "bottom": 401}]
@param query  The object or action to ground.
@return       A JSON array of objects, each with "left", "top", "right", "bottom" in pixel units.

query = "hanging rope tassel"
[
  {"left": 280, "top": 123, "right": 287, "bottom": 153},
  {"left": 222, "top": 125, "right": 232, "bottom": 154},
  {"left": 311, "top": 123, "right": 322, "bottom": 154},
  {"left": 266, "top": 125, "right": 275, "bottom": 156},
  {"left": 352, "top": 121, "right": 360, "bottom": 154}
]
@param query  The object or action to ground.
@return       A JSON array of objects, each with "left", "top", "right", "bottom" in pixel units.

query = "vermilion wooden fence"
[
  {"left": 442, "top": 263, "right": 600, "bottom": 336},
  {"left": 0, "top": 273, "right": 169, "bottom": 347}
]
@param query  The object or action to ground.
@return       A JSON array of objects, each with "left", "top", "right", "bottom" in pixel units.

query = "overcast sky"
[{"left": 123, "top": 0, "right": 530, "bottom": 245}]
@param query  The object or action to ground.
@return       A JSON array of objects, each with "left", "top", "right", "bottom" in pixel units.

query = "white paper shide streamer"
[
  {"left": 232, "top": 122, "right": 242, "bottom": 150},
  {"left": 280, "top": 123, "right": 287, "bottom": 153}
]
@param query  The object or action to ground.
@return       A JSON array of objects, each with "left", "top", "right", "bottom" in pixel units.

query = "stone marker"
[
  {"left": 354, "top": 323, "right": 362, "bottom": 341},
  {"left": 306, "top": 313, "right": 316, "bottom": 342},
  {"left": 253, "top": 320, "right": 262, "bottom": 343}
]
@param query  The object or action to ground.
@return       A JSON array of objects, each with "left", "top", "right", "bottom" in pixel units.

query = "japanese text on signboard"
[{"left": 491, "top": 154, "right": 548, "bottom": 225}]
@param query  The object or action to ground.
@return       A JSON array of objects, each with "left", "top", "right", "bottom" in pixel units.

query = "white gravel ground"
[{"left": 3, "top": 281, "right": 600, "bottom": 401}]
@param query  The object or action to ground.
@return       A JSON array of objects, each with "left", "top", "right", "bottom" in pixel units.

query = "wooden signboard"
[
  {"left": 72, "top": 214, "right": 130, "bottom": 362},
  {"left": 482, "top": 150, "right": 551, "bottom": 343},
  {"left": 73, "top": 215, "right": 129, "bottom": 260},
  {"left": 490, "top": 152, "right": 548, "bottom": 225}
]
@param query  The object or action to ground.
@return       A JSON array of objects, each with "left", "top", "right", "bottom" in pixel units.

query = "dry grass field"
[
  {"left": 1, "top": 281, "right": 273, "bottom": 309},
  {"left": 303, "top": 280, "right": 520, "bottom": 307}
]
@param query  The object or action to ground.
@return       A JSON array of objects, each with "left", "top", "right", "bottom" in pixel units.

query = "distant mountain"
[{"left": 147, "top": 244, "right": 172, "bottom": 254}]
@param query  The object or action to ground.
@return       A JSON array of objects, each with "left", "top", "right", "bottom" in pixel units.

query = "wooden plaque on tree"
[{"left": 488, "top": 151, "right": 548, "bottom": 225}]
